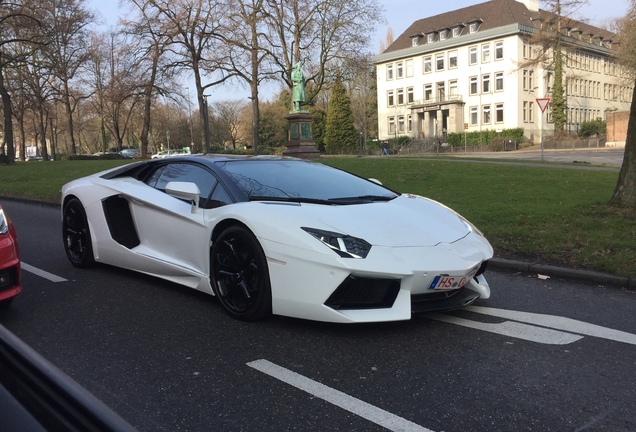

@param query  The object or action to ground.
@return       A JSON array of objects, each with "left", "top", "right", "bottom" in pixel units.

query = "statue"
[{"left": 291, "top": 61, "right": 306, "bottom": 112}]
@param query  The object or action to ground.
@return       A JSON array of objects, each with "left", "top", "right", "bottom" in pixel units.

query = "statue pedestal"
[{"left": 284, "top": 112, "right": 320, "bottom": 159}]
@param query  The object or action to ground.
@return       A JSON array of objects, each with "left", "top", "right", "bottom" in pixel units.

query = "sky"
[{"left": 88, "top": 0, "right": 629, "bottom": 101}]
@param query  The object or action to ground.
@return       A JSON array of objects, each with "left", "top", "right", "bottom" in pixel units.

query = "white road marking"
[
  {"left": 466, "top": 306, "right": 636, "bottom": 346},
  {"left": 247, "top": 359, "right": 433, "bottom": 432},
  {"left": 428, "top": 313, "right": 583, "bottom": 345},
  {"left": 21, "top": 262, "right": 68, "bottom": 283}
]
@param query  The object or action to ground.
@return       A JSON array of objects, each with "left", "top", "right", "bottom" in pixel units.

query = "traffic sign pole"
[{"left": 536, "top": 98, "right": 550, "bottom": 162}]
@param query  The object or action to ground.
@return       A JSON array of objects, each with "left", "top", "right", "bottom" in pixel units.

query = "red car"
[{"left": 0, "top": 203, "right": 21, "bottom": 306}]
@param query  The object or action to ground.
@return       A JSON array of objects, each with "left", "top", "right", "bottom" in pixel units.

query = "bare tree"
[
  {"left": 519, "top": 0, "right": 590, "bottom": 134},
  {"left": 212, "top": 99, "right": 248, "bottom": 149},
  {"left": 219, "top": 0, "right": 275, "bottom": 154},
  {"left": 141, "top": 0, "right": 237, "bottom": 153},
  {"left": 0, "top": 0, "right": 43, "bottom": 163},
  {"left": 122, "top": 0, "right": 175, "bottom": 157},
  {"left": 40, "top": 0, "right": 95, "bottom": 155},
  {"left": 263, "top": 0, "right": 384, "bottom": 107}
]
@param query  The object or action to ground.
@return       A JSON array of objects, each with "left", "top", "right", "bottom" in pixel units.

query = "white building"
[{"left": 375, "top": 0, "right": 632, "bottom": 144}]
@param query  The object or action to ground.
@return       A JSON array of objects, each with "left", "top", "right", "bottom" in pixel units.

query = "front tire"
[
  {"left": 211, "top": 226, "right": 271, "bottom": 321},
  {"left": 62, "top": 198, "right": 95, "bottom": 268}
]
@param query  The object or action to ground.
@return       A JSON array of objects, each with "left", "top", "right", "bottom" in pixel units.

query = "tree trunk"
[
  {"left": 63, "top": 80, "right": 77, "bottom": 154},
  {"left": 608, "top": 82, "right": 636, "bottom": 209},
  {"left": 0, "top": 60, "right": 15, "bottom": 164}
]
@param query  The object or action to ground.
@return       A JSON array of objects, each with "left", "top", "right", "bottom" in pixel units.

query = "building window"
[
  {"left": 449, "top": 80, "right": 458, "bottom": 98},
  {"left": 495, "top": 72, "right": 504, "bottom": 91},
  {"left": 388, "top": 117, "right": 395, "bottom": 134},
  {"left": 482, "top": 74, "right": 491, "bottom": 93},
  {"left": 469, "top": 22, "right": 479, "bottom": 33},
  {"left": 387, "top": 64, "right": 394, "bottom": 80},
  {"left": 387, "top": 90, "right": 395, "bottom": 107},
  {"left": 470, "top": 106, "right": 478, "bottom": 125},
  {"left": 482, "top": 43, "right": 490, "bottom": 63},
  {"left": 437, "top": 82, "right": 445, "bottom": 101},
  {"left": 522, "top": 70, "right": 534, "bottom": 91},
  {"left": 440, "top": 30, "right": 448, "bottom": 40},
  {"left": 482, "top": 105, "right": 491, "bottom": 124},
  {"left": 407, "top": 115, "right": 413, "bottom": 132},
  {"left": 470, "top": 76, "right": 478, "bottom": 95},
  {"left": 407, "top": 87, "right": 414, "bottom": 104},
  {"left": 423, "top": 56, "right": 432, "bottom": 73},
  {"left": 523, "top": 101, "right": 534, "bottom": 123},
  {"left": 523, "top": 40, "right": 532, "bottom": 59},
  {"left": 495, "top": 103, "right": 504, "bottom": 123},
  {"left": 405, "top": 59, "right": 414, "bottom": 77},
  {"left": 449, "top": 50, "right": 458, "bottom": 68},
  {"left": 424, "top": 84, "right": 433, "bottom": 101},
  {"left": 397, "top": 88, "right": 404, "bottom": 105},
  {"left": 469, "top": 46, "right": 478, "bottom": 65},
  {"left": 436, "top": 53, "right": 445, "bottom": 71},
  {"left": 412, "top": 36, "right": 421, "bottom": 47},
  {"left": 495, "top": 41, "right": 504, "bottom": 60},
  {"left": 427, "top": 33, "right": 435, "bottom": 43},
  {"left": 396, "top": 61, "right": 404, "bottom": 79},
  {"left": 398, "top": 116, "right": 405, "bottom": 133},
  {"left": 453, "top": 26, "right": 462, "bottom": 37}
]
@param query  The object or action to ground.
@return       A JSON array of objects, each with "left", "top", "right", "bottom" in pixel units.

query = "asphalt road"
[{"left": 1, "top": 200, "right": 635, "bottom": 432}]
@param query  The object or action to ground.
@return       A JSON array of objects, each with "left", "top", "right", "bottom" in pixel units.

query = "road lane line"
[
  {"left": 21, "top": 262, "right": 68, "bottom": 283},
  {"left": 428, "top": 314, "right": 583, "bottom": 345},
  {"left": 247, "top": 359, "right": 433, "bottom": 432},
  {"left": 466, "top": 306, "right": 636, "bottom": 346}
]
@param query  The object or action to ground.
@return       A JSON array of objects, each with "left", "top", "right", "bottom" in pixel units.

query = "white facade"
[{"left": 375, "top": 0, "right": 632, "bottom": 144}]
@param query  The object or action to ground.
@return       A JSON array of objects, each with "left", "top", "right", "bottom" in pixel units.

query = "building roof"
[{"left": 382, "top": 0, "right": 615, "bottom": 55}]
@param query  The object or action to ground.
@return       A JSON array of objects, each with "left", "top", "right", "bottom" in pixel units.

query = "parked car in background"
[
  {"left": 120, "top": 149, "right": 141, "bottom": 158},
  {"left": 0, "top": 203, "right": 21, "bottom": 306}
]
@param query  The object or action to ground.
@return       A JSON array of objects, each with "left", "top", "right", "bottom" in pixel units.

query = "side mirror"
[{"left": 165, "top": 182, "right": 200, "bottom": 213}]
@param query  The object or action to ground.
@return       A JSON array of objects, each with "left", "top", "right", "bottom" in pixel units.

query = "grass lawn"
[{"left": 1, "top": 157, "right": 634, "bottom": 277}]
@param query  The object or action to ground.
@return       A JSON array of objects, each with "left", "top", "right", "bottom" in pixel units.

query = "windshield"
[{"left": 216, "top": 159, "right": 398, "bottom": 204}]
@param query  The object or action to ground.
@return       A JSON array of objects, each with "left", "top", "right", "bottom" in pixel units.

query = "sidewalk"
[{"left": 446, "top": 145, "right": 625, "bottom": 167}]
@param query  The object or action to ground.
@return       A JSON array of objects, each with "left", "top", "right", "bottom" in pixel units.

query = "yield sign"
[{"left": 536, "top": 98, "right": 550, "bottom": 113}]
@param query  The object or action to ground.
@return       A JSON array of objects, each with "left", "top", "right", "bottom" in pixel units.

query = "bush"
[
  {"left": 578, "top": 118, "right": 606, "bottom": 137},
  {"left": 447, "top": 128, "right": 524, "bottom": 147}
]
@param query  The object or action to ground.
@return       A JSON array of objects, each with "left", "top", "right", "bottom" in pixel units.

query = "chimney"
[{"left": 516, "top": 0, "right": 539, "bottom": 11}]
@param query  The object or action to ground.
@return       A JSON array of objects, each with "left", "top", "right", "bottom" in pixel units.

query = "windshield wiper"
[
  {"left": 327, "top": 195, "right": 397, "bottom": 204},
  {"left": 249, "top": 196, "right": 334, "bottom": 205}
]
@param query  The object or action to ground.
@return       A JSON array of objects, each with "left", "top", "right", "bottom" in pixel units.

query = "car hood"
[{"left": 258, "top": 194, "right": 474, "bottom": 247}]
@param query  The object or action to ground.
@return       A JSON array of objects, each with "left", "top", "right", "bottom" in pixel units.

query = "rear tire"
[
  {"left": 210, "top": 226, "right": 271, "bottom": 321},
  {"left": 62, "top": 198, "right": 95, "bottom": 268}
]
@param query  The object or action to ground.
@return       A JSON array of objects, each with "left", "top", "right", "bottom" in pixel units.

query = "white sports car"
[{"left": 61, "top": 155, "right": 493, "bottom": 323}]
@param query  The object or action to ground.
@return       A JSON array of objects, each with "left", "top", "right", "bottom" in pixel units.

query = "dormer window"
[
  {"left": 427, "top": 33, "right": 436, "bottom": 43},
  {"left": 469, "top": 22, "right": 480, "bottom": 33},
  {"left": 440, "top": 29, "right": 448, "bottom": 40},
  {"left": 412, "top": 35, "right": 422, "bottom": 47},
  {"left": 452, "top": 26, "right": 463, "bottom": 37}
]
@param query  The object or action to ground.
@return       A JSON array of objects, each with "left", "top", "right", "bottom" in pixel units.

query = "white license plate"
[{"left": 429, "top": 268, "right": 479, "bottom": 291}]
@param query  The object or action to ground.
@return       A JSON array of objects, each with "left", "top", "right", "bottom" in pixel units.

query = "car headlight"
[
  {"left": 301, "top": 227, "right": 371, "bottom": 258},
  {"left": 0, "top": 209, "right": 9, "bottom": 235}
]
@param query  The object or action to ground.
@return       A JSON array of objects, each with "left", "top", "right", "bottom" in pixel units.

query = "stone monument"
[{"left": 284, "top": 62, "right": 320, "bottom": 159}]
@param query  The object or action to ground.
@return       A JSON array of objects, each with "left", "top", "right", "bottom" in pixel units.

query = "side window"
[{"left": 149, "top": 163, "right": 219, "bottom": 208}]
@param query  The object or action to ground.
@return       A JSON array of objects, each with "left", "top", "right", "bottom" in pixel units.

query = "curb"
[{"left": 490, "top": 258, "right": 636, "bottom": 289}]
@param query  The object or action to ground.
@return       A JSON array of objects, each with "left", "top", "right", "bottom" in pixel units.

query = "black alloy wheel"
[
  {"left": 211, "top": 226, "right": 271, "bottom": 321},
  {"left": 62, "top": 198, "right": 95, "bottom": 268}
]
